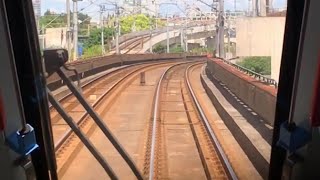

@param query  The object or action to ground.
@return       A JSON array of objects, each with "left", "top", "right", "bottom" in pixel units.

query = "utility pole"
[
  {"left": 100, "top": 5, "right": 105, "bottom": 55},
  {"left": 72, "top": 0, "right": 79, "bottom": 60},
  {"left": 180, "top": 27, "right": 184, "bottom": 51},
  {"left": 166, "top": 15, "right": 169, "bottom": 53},
  {"left": 184, "top": 18, "right": 188, "bottom": 52},
  {"left": 149, "top": 19, "right": 153, "bottom": 53},
  {"left": 218, "top": 0, "right": 225, "bottom": 58},
  {"left": 115, "top": 7, "right": 120, "bottom": 55},
  {"left": 226, "top": 13, "right": 231, "bottom": 59},
  {"left": 252, "top": 0, "right": 259, "bottom": 16},
  {"left": 66, "top": 0, "right": 71, "bottom": 60},
  {"left": 197, "top": 0, "right": 219, "bottom": 56}
]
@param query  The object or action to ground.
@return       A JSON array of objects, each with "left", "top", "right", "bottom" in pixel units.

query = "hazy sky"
[{"left": 41, "top": 0, "right": 287, "bottom": 22}]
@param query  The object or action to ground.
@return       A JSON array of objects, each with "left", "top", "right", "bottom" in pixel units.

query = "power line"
[{"left": 79, "top": 0, "right": 99, "bottom": 12}]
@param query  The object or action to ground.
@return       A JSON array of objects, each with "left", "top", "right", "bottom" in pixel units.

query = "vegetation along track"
[
  {"left": 143, "top": 62, "right": 238, "bottom": 180},
  {"left": 50, "top": 60, "right": 183, "bottom": 176}
]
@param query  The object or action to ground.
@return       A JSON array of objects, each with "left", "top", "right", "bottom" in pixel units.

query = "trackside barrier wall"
[
  {"left": 206, "top": 58, "right": 277, "bottom": 125},
  {"left": 47, "top": 53, "right": 205, "bottom": 90}
]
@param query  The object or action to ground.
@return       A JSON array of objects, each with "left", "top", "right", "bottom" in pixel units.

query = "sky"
[{"left": 41, "top": 0, "right": 287, "bottom": 22}]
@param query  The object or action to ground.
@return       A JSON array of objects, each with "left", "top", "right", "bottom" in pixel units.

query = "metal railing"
[{"left": 219, "top": 57, "right": 278, "bottom": 87}]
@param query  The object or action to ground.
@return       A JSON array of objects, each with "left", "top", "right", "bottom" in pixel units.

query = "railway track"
[
  {"left": 143, "top": 62, "right": 237, "bottom": 179},
  {"left": 50, "top": 60, "right": 239, "bottom": 179},
  {"left": 109, "top": 35, "right": 150, "bottom": 55},
  {"left": 123, "top": 37, "right": 151, "bottom": 54},
  {"left": 50, "top": 61, "right": 182, "bottom": 177}
]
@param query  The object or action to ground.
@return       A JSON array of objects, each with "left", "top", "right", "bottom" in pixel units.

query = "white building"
[{"left": 32, "top": 0, "right": 41, "bottom": 28}]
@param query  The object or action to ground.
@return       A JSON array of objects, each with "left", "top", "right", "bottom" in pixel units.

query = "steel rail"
[
  {"left": 123, "top": 37, "right": 151, "bottom": 54},
  {"left": 148, "top": 61, "right": 195, "bottom": 180},
  {"left": 52, "top": 62, "right": 178, "bottom": 179},
  {"left": 49, "top": 60, "right": 179, "bottom": 109},
  {"left": 185, "top": 63, "right": 238, "bottom": 180},
  {"left": 54, "top": 61, "right": 177, "bottom": 150}
]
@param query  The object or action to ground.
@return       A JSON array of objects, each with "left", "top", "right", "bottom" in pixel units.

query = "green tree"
[
  {"left": 120, "top": 15, "right": 135, "bottom": 34},
  {"left": 120, "top": 14, "right": 158, "bottom": 34},
  {"left": 83, "top": 27, "right": 115, "bottom": 49},
  {"left": 237, "top": 56, "right": 271, "bottom": 75},
  {"left": 191, "top": 47, "right": 214, "bottom": 54},
  {"left": 153, "top": 44, "right": 166, "bottom": 53},
  {"left": 170, "top": 45, "right": 184, "bottom": 53},
  {"left": 78, "top": 12, "right": 91, "bottom": 23},
  {"left": 82, "top": 45, "right": 102, "bottom": 59},
  {"left": 134, "top": 14, "right": 150, "bottom": 31}
]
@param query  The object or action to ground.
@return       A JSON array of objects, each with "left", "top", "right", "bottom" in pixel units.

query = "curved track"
[
  {"left": 109, "top": 35, "right": 151, "bottom": 55},
  {"left": 145, "top": 62, "right": 237, "bottom": 180},
  {"left": 50, "top": 60, "right": 239, "bottom": 179},
  {"left": 50, "top": 61, "right": 180, "bottom": 177}
]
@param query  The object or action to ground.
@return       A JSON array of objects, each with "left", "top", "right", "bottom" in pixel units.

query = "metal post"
[
  {"left": 149, "top": 17, "right": 153, "bottom": 53},
  {"left": 252, "top": 0, "right": 258, "bottom": 16},
  {"left": 218, "top": 0, "right": 225, "bottom": 58},
  {"left": 73, "top": 0, "right": 78, "bottom": 60},
  {"left": 227, "top": 15, "right": 231, "bottom": 56},
  {"left": 115, "top": 7, "right": 120, "bottom": 55},
  {"left": 100, "top": 5, "right": 105, "bottom": 55},
  {"left": 149, "top": 28, "right": 153, "bottom": 53},
  {"left": 185, "top": 18, "right": 188, "bottom": 52},
  {"left": 166, "top": 15, "right": 169, "bottom": 53},
  {"left": 140, "top": 72, "right": 145, "bottom": 85},
  {"left": 66, "top": 0, "right": 71, "bottom": 61},
  {"left": 180, "top": 26, "right": 184, "bottom": 51},
  {"left": 215, "top": 27, "right": 219, "bottom": 56}
]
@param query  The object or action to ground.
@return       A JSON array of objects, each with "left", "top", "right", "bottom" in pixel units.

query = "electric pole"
[
  {"left": 180, "top": 22, "right": 184, "bottom": 51},
  {"left": 198, "top": 0, "right": 220, "bottom": 56},
  {"left": 66, "top": 0, "right": 71, "bottom": 60},
  {"left": 218, "top": 0, "right": 225, "bottom": 58},
  {"left": 73, "top": 0, "right": 79, "bottom": 60},
  {"left": 184, "top": 18, "right": 188, "bottom": 52},
  {"left": 226, "top": 13, "right": 231, "bottom": 58},
  {"left": 166, "top": 15, "right": 170, "bottom": 53},
  {"left": 266, "top": 0, "right": 270, "bottom": 14},
  {"left": 149, "top": 19, "right": 153, "bottom": 53},
  {"left": 100, "top": 5, "right": 105, "bottom": 55},
  {"left": 115, "top": 6, "right": 120, "bottom": 55},
  {"left": 252, "top": 0, "right": 259, "bottom": 16}
]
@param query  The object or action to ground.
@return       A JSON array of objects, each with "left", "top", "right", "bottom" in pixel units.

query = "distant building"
[
  {"left": 32, "top": 0, "right": 41, "bottom": 28},
  {"left": 236, "top": 17, "right": 286, "bottom": 81},
  {"left": 123, "top": 0, "right": 157, "bottom": 17}
]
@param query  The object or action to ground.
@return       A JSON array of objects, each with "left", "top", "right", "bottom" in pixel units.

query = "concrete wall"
[
  {"left": 44, "top": 27, "right": 69, "bottom": 49},
  {"left": 236, "top": 17, "right": 285, "bottom": 81},
  {"left": 155, "top": 30, "right": 216, "bottom": 49},
  {"left": 139, "top": 25, "right": 216, "bottom": 53},
  {"left": 206, "top": 59, "right": 277, "bottom": 125},
  {"left": 47, "top": 53, "right": 204, "bottom": 90}
]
